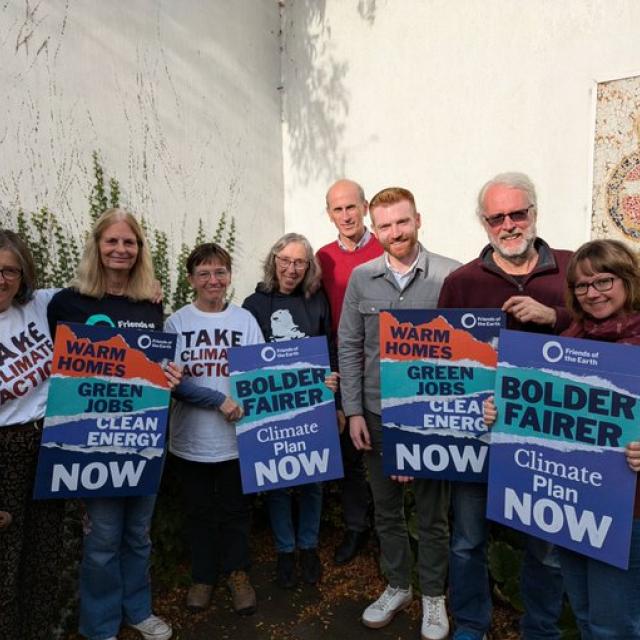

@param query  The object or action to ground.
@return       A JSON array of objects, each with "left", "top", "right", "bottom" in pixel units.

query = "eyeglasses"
[
  {"left": 483, "top": 205, "right": 533, "bottom": 228},
  {"left": 573, "top": 276, "right": 617, "bottom": 296},
  {"left": 0, "top": 266, "right": 22, "bottom": 282},
  {"left": 193, "top": 268, "right": 230, "bottom": 281},
  {"left": 275, "top": 256, "right": 309, "bottom": 271}
]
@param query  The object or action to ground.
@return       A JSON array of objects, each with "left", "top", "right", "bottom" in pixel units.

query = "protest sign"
[
  {"left": 380, "top": 309, "right": 503, "bottom": 481},
  {"left": 229, "top": 336, "right": 343, "bottom": 494},
  {"left": 487, "top": 329, "right": 638, "bottom": 569},
  {"left": 34, "top": 323, "right": 175, "bottom": 499}
]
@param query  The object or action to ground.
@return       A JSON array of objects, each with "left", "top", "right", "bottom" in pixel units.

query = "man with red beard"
[
  {"left": 339, "top": 187, "right": 460, "bottom": 640},
  {"left": 438, "top": 172, "right": 571, "bottom": 640}
]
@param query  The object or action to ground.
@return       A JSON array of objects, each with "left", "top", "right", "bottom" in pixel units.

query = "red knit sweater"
[{"left": 316, "top": 236, "right": 383, "bottom": 336}]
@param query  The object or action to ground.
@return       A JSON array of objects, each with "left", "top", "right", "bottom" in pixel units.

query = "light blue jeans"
[
  {"left": 450, "top": 482, "right": 564, "bottom": 640},
  {"left": 78, "top": 495, "right": 157, "bottom": 640},
  {"left": 267, "top": 483, "right": 322, "bottom": 553},
  {"left": 559, "top": 518, "right": 640, "bottom": 639}
]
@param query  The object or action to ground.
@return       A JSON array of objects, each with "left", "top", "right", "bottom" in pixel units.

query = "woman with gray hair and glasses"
[{"left": 243, "top": 233, "right": 339, "bottom": 590}]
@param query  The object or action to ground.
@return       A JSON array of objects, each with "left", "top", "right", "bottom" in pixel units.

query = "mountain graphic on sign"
[
  {"left": 380, "top": 312, "right": 496, "bottom": 366},
  {"left": 51, "top": 324, "right": 168, "bottom": 387}
]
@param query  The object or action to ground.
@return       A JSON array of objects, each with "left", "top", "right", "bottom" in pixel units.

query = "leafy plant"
[{"left": 2, "top": 150, "right": 236, "bottom": 310}]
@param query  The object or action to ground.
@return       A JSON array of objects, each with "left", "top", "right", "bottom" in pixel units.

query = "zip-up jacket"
[{"left": 437, "top": 238, "right": 572, "bottom": 334}]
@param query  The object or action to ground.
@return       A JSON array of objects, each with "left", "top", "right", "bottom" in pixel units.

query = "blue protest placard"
[
  {"left": 487, "top": 329, "right": 638, "bottom": 569},
  {"left": 228, "top": 336, "right": 343, "bottom": 494},
  {"left": 34, "top": 323, "right": 176, "bottom": 499},
  {"left": 379, "top": 309, "right": 503, "bottom": 481}
]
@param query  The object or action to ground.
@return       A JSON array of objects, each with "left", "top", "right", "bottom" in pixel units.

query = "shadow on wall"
[{"left": 283, "top": 0, "right": 378, "bottom": 185}]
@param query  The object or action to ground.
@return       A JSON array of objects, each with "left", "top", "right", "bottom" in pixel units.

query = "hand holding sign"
[
  {"left": 163, "top": 361, "right": 183, "bottom": 389},
  {"left": 626, "top": 442, "right": 640, "bottom": 472},
  {"left": 483, "top": 396, "right": 497, "bottom": 427},
  {"left": 324, "top": 371, "right": 339, "bottom": 393},
  {"left": 219, "top": 396, "right": 244, "bottom": 423},
  {"left": 502, "top": 295, "right": 556, "bottom": 326}
]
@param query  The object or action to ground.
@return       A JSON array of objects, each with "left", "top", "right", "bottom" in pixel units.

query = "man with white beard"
[{"left": 437, "top": 172, "right": 572, "bottom": 640}]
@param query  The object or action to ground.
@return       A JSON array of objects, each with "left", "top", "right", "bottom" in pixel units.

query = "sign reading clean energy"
[
  {"left": 487, "top": 329, "right": 638, "bottom": 569},
  {"left": 229, "top": 336, "right": 343, "bottom": 494},
  {"left": 380, "top": 309, "right": 503, "bottom": 481},
  {"left": 34, "top": 323, "right": 175, "bottom": 499}
]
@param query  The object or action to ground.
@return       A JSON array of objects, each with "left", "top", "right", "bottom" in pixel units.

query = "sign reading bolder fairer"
[
  {"left": 228, "top": 336, "right": 343, "bottom": 494},
  {"left": 487, "top": 329, "right": 638, "bottom": 569},
  {"left": 34, "top": 323, "right": 176, "bottom": 499},
  {"left": 379, "top": 309, "right": 504, "bottom": 482}
]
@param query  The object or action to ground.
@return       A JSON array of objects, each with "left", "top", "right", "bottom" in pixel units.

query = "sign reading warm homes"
[
  {"left": 34, "top": 323, "right": 175, "bottom": 499},
  {"left": 379, "top": 309, "right": 503, "bottom": 481}
]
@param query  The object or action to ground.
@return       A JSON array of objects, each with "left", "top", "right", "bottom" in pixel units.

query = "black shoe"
[
  {"left": 276, "top": 552, "right": 297, "bottom": 589},
  {"left": 300, "top": 548, "right": 322, "bottom": 585},
  {"left": 333, "top": 529, "right": 369, "bottom": 565}
]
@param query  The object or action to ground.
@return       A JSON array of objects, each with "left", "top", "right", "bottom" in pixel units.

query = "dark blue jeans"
[
  {"left": 267, "top": 483, "right": 322, "bottom": 553},
  {"left": 450, "top": 482, "right": 564, "bottom": 640},
  {"left": 79, "top": 495, "right": 156, "bottom": 640},
  {"left": 559, "top": 518, "right": 640, "bottom": 639}
]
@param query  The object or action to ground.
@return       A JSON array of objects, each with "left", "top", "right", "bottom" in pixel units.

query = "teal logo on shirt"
[{"left": 86, "top": 314, "right": 116, "bottom": 327}]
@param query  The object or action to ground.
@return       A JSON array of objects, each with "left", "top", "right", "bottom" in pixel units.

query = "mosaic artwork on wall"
[{"left": 592, "top": 74, "right": 640, "bottom": 243}]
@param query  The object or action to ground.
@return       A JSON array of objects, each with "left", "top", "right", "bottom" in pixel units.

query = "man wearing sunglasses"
[{"left": 437, "top": 172, "right": 572, "bottom": 640}]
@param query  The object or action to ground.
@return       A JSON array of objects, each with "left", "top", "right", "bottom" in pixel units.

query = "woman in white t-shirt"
[
  {"left": 0, "top": 229, "right": 63, "bottom": 640},
  {"left": 165, "top": 243, "right": 263, "bottom": 616}
]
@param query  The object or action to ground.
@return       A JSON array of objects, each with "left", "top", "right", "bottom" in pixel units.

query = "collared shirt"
[
  {"left": 384, "top": 248, "right": 421, "bottom": 290},
  {"left": 338, "top": 243, "right": 461, "bottom": 416},
  {"left": 337, "top": 227, "right": 372, "bottom": 252}
]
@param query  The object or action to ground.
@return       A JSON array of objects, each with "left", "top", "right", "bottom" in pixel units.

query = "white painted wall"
[
  {"left": 0, "top": 0, "right": 282, "bottom": 301},
  {"left": 282, "top": 0, "right": 640, "bottom": 262}
]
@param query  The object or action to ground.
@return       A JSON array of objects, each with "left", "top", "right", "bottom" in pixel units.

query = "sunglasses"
[{"left": 483, "top": 205, "right": 533, "bottom": 228}]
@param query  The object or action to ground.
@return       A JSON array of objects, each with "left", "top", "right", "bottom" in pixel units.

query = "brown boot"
[
  {"left": 186, "top": 583, "right": 213, "bottom": 611},
  {"left": 227, "top": 570, "right": 256, "bottom": 616},
  {"left": 0, "top": 511, "right": 12, "bottom": 530}
]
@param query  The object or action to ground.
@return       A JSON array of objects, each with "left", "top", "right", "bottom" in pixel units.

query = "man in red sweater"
[{"left": 316, "top": 179, "right": 383, "bottom": 564}]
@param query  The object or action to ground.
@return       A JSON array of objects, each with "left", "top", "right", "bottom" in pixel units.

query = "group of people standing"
[{"left": 0, "top": 171, "right": 639, "bottom": 640}]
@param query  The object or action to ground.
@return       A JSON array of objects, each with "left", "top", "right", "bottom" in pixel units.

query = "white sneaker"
[
  {"left": 362, "top": 584, "right": 413, "bottom": 628},
  {"left": 129, "top": 614, "right": 172, "bottom": 640},
  {"left": 421, "top": 594, "right": 449, "bottom": 640}
]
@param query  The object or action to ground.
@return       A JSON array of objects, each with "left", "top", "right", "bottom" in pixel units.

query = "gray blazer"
[{"left": 338, "top": 244, "right": 461, "bottom": 416}]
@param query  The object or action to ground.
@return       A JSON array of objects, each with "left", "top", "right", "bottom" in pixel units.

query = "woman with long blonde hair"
[{"left": 48, "top": 208, "right": 179, "bottom": 640}]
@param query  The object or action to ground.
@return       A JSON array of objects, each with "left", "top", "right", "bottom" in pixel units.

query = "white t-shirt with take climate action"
[
  {"left": 1, "top": 290, "right": 57, "bottom": 426},
  {"left": 165, "top": 302, "right": 263, "bottom": 463}
]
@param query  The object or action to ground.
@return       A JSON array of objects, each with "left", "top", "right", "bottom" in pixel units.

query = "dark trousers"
[
  {"left": 339, "top": 428, "right": 371, "bottom": 532},
  {"left": 0, "top": 423, "right": 64, "bottom": 640},
  {"left": 363, "top": 410, "right": 450, "bottom": 596},
  {"left": 178, "top": 456, "right": 251, "bottom": 584}
]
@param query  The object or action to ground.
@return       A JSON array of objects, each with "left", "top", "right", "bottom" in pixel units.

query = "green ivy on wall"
[{"left": 1, "top": 150, "right": 237, "bottom": 310}]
